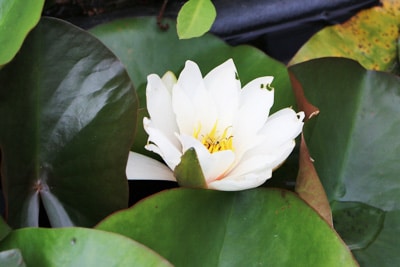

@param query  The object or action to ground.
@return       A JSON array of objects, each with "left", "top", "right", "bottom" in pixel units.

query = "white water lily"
[{"left": 127, "top": 59, "right": 304, "bottom": 191}]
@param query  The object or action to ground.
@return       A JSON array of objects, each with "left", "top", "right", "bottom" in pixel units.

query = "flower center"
[{"left": 193, "top": 122, "right": 234, "bottom": 153}]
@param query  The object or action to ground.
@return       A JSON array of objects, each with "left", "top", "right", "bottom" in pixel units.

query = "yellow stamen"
[{"left": 193, "top": 121, "right": 234, "bottom": 153}]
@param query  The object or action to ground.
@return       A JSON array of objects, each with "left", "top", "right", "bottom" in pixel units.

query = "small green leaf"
[
  {"left": 177, "top": 0, "right": 217, "bottom": 39},
  {"left": 96, "top": 188, "right": 358, "bottom": 266},
  {"left": 0, "top": 249, "right": 26, "bottom": 267},
  {"left": 0, "top": 228, "right": 172, "bottom": 267},
  {"left": 0, "top": 0, "right": 44, "bottom": 65},
  {"left": 174, "top": 148, "right": 207, "bottom": 189}
]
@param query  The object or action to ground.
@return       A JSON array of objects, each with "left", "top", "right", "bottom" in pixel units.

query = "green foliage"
[
  {"left": 0, "top": 217, "right": 11, "bottom": 242},
  {"left": 177, "top": 0, "right": 216, "bottom": 39},
  {"left": 289, "top": 0, "right": 400, "bottom": 73},
  {"left": 96, "top": 188, "right": 357, "bottom": 267},
  {"left": 0, "top": 0, "right": 44, "bottom": 66},
  {"left": 289, "top": 58, "right": 400, "bottom": 266},
  {"left": 174, "top": 148, "right": 207, "bottom": 188},
  {"left": 0, "top": 228, "right": 172, "bottom": 266},
  {"left": 0, "top": 17, "right": 137, "bottom": 228}
]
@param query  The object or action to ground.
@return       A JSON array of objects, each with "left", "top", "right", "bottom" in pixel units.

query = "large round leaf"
[
  {"left": 289, "top": 58, "right": 400, "bottom": 266},
  {"left": 96, "top": 188, "right": 357, "bottom": 266},
  {"left": 0, "top": 17, "right": 137, "bottom": 228},
  {"left": 0, "top": 227, "right": 172, "bottom": 267},
  {"left": 0, "top": 0, "right": 44, "bottom": 66}
]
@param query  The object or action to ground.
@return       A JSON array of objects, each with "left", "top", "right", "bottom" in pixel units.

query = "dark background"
[{"left": 45, "top": 0, "right": 380, "bottom": 62}]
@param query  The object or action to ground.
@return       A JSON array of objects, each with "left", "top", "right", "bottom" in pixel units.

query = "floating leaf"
[
  {"left": 0, "top": 17, "right": 137, "bottom": 228},
  {"left": 289, "top": 57, "right": 400, "bottom": 266},
  {"left": 0, "top": 227, "right": 172, "bottom": 267},
  {"left": 331, "top": 201, "right": 385, "bottom": 250},
  {"left": 96, "top": 188, "right": 357, "bottom": 266},
  {"left": 289, "top": 1, "right": 400, "bottom": 72},
  {"left": 0, "top": 0, "right": 44, "bottom": 66},
  {"left": 177, "top": 0, "right": 216, "bottom": 39}
]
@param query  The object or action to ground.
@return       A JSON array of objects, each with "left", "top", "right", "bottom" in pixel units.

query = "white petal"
[
  {"left": 178, "top": 134, "right": 235, "bottom": 183},
  {"left": 146, "top": 74, "right": 179, "bottom": 146},
  {"left": 144, "top": 118, "right": 182, "bottom": 170},
  {"left": 126, "top": 152, "right": 176, "bottom": 181},
  {"left": 171, "top": 83, "right": 197, "bottom": 135},
  {"left": 161, "top": 71, "right": 177, "bottom": 91},
  {"left": 172, "top": 84, "right": 219, "bottom": 137},
  {"left": 177, "top": 60, "right": 204, "bottom": 95},
  {"left": 267, "top": 140, "right": 297, "bottom": 170},
  {"left": 208, "top": 171, "right": 269, "bottom": 191},
  {"left": 226, "top": 150, "right": 275, "bottom": 178},
  {"left": 204, "top": 59, "right": 241, "bottom": 126},
  {"left": 233, "top": 77, "right": 275, "bottom": 157},
  {"left": 259, "top": 108, "right": 304, "bottom": 148}
]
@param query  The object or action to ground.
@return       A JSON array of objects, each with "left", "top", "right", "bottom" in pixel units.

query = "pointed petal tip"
[{"left": 126, "top": 152, "right": 176, "bottom": 181}]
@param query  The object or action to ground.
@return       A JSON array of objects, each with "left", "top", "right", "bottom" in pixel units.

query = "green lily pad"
[
  {"left": 0, "top": 17, "right": 137, "bottom": 228},
  {"left": 0, "top": 227, "right": 172, "bottom": 267},
  {"left": 0, "top": 0, "right": 44, "bottom": 66},
  {"left": 289, "top": 57, "right": 400, "bottom": 266},
  {"left": 96, "top": 188, "right": 357, "bottom": 267}
]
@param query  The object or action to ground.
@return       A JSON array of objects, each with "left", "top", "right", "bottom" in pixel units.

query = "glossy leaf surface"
[
  {"left": 0, "top": 18, "right": 137, "bottom": 228},
  {"left": 289, "top": 58, "right": 400, "bottom": 266},
  {"left": 96, "top": 188, "right": 357, "bottom": 267},
  {"left": 0, "top": 0, "right": 44, "bottom": 66},
  {"left": 0, "top": 227, "right": 172, "bottom": 267}
]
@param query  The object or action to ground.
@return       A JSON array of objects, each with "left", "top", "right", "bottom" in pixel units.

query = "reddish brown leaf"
[{"left": 296, "top": 135, "right": 333, "bottom": 227}]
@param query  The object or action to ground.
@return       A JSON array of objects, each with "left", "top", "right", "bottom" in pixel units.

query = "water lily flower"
[{"left": 127, "top": 59, "right": 304, "bottom": 191}]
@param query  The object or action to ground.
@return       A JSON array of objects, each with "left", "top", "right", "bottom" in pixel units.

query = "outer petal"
[
  {"left": 144, "top": 118, "right": 182, "bottom": 170},
  {"left": 161, "top": 71, "right": 177, "bottom": 91},
  {"left": 225, "top": 152, "right": 275, "bottom": 179},
  {"left": 146, "top": 74, "right": 179, "bottom": 146},
  {"left": 204, "top": 59, "right": 241, "bottom": 127},
  {"left": 172, "top": 82, "right": 218, "bottom": 136},
  {"left": 176, "top": 60, "right": 204, "bottom": 96},
  {"left": 259, "top": 108, "right": 304, "bottom": 148},
  {"left": 178, "top": 134, "right": 235, "bottom": 183},
  {"left": 208, "top": 171, "right": 269, "bottom": 191},
  {"left": 233, "top": 77, "right": 275, "bottom": 157},
  {"left": 126, "top": 152, "right": 176, "bottom": 181}
]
